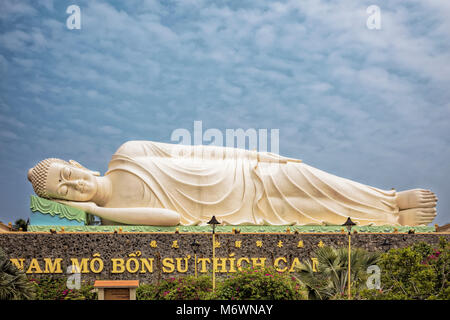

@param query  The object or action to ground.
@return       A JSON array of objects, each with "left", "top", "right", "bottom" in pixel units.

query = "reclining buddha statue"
[{"left": 27, "top": 140, "right": 437, "bottom": 226}]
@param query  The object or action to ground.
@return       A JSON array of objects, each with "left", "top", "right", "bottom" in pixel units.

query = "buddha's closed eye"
[{"left": 62, "top": 167, "right": 72, "bottom": 180}]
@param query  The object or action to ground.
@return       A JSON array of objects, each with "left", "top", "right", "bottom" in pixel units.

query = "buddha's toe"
[
  {"left": 421, "top": 189, "right": 433, "bottom": 194},
  {"left": 417, "top": 208, "right": 437, "bottom": 225},
  {"left": 419, "top": 191, "right": 437, "bottom": 208},
  {"left": 398, "top": 207, "right": 437, "bottom": 226},
  {"left": 421, "top": 194, "right": 437, "bottom": 201},
  {"left": 420, "top": 207, "right": 436, "bottom": 215},
  {"left": 420, "top": 200, "right": 437, "bottom": 208}
]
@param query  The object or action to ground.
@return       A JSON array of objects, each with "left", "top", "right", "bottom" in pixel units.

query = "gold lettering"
[
  {"left": 274, "top": 257, "right": 288, "bottom": 272},
  {"left": 237, "top": 257, "right": 250, "bottom": 271},
  {"left": 176, "top": 257, "right": 189, "bottom": 273},
  {"left": 289, "top": 257, "right": 302, "bottom": 272},
  {"left": 213, "top": 258, "right": 228, "bottom": 273},
  {"left": 90, "top": 257, "right": 104, "bottom": 273},
  {"left": 15, "top": 254, "right": 313, "bottom": 276},
  {"left": 70, "top": 258, "right": 90, "bottom": 273},
  {"left": 126, "top": 258, "right": 139, "bottom": 273},
  {"left": 149, "top": 240, "right": 157, "bottom": 248},
  {"left": 197, "top": 258, "right": 211, "bottom": 273},
  {"left": 10, "top": 258, "right": 25, "bottom": 270},
  {"left": 162, "top": 258, "right": 175, "bottom": 273},
  {"left": 228, "top": 256, "right": 237, "bottom": 273},
  {"left": 251, "top": 258, "right": 266, "bottom": 269},
  {"left": 311, "top": 257, "right": 319, "bottom": 272},
  {"left": 111, "top": 258, "right": 125, "bottom": 273},
  {"left": 26, "top": 258, "right": 43, "bottom": 274},
  {"left": 140, "top": 258, "right": 154, "bottom": 273},
  {"left": 44, "top": 258, "right": 63, "bottom": 273}
]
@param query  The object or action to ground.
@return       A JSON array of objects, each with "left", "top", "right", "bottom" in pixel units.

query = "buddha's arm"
[
  {"left": 94, "top": 206, "right": 180, "bottom": 226},
  {"left": 54, "top": 200, "right": 180, "bottom": 226}
]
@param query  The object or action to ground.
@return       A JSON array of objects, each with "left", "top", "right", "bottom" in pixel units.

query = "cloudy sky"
[{"left": 0, "top": 0, "right": 449, "bottom": 226}]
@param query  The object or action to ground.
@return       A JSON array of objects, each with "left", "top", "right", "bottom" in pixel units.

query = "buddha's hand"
[{"left": 53, "top": 200, "right": 97, "bottom": 213}]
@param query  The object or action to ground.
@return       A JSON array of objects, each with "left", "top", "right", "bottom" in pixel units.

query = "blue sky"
[{"left": 0, "top": 0, "right": 449, "bottom": 225}]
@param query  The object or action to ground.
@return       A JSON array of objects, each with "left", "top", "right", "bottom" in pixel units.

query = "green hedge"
[
  {"left": 137, "top": 275, "right": 214, "bottom": 300},
  {"left": 29, "top": 277, "right": 97, "bottom": 300},
  {"left": 215, "top": 267, "right": 306, "bottom": 300},
  {"left": 137, "top": 267, "right": 306, "bottom": 300},
  {"left": 360, "top": 237, "right": 449, "bottom": 300}
]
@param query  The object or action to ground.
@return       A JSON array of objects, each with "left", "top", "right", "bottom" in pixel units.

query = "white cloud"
[
  {"left": 0, "top": 130, "right": 19, "bottom": 140},
  {"left": 0, "top": 0, "right": 37, "bottom": 21},
  {"left": 39, "top": 0, "right": 54, "bottom": 12},
  {"left": 0, "top": 30, "right": 31, "bottom": 51},
  {"left": 255, "top": 25, "right": 275, "bottom": 48},
  {"left": 12, "top": 57, "right": 33, "bottom": 68},
  {"left": 98, "top": 125, "right": 122, "bottom": 135}
]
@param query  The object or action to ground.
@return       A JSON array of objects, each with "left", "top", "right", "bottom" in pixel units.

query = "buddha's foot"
[
  {"left": 396, "top": 189, "right": 437, "bottom": 210},
  {"left": 398, "top": 207, "right": 437, "bottom": 226},
  {"left": 396, "top": 189, "right": 437, "bottom": 226}
]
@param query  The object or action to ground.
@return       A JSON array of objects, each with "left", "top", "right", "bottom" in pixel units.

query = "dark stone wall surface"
[{"left": 1, "top": 232, "right": 448, "bottom": 283}]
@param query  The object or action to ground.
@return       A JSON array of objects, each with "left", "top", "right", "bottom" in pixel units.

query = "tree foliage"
[
  {"left": 215, "top": 267, "right": 306, "bottom": 300},
  {"left": 137, "top": 275, "right": 214, "bottom": 300},
  {"left": 360, "top": 237, "right": 449, "bottom": 300},
  {"left": 30, "top": 276, "right": 97, "bottom": 300},
  {"left": 14, "top": 219, "right": 27, "bottom": 231},
  {"left": 295, "top": 246, "right": 380, "bottom": 300},
  {"left": 0, "top": 247, "right": 35, "bottom": 300}
]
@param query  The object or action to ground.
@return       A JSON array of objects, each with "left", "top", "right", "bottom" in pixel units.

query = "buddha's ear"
[{"left": 69, "top": 160, "right": 101, "bottom": 176}]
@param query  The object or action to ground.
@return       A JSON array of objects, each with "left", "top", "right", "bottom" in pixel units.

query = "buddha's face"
[{"left": 45, "top": 162, "right": 98, "bottom": 201}]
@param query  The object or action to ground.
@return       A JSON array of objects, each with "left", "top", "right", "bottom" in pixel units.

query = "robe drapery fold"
[{"left": 105, "top": 141, "right": 399, "bottom": 226}]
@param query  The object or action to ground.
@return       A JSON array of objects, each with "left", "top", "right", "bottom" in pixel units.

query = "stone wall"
[{"left": 1, "top": 232, "right": 448, "bottom": 283}]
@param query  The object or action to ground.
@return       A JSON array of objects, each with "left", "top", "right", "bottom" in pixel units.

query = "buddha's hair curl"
[{"left": 27, "top": 158, "right": 69, "bottom": 198}]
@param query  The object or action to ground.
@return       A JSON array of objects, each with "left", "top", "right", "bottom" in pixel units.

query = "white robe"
[{"left": 106, "top": 141, "right": 399, "bottom": 226}]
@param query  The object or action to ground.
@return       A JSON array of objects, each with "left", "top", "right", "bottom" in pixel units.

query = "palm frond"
[
  {"left": 293, "top": 245, "right": 381, "bottom": 300},
  {"left": 0, "top": 247, "right": 36, "bottom": 300}
]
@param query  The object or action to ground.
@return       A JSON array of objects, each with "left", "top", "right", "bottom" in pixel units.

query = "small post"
[
  {"left": 195, "top": 253, "right": 197, "bottom": 278},
  {"left": 191, "top": 240, "right": 200, "bottom": 278},
  {"left": 213, "top": 233, "right": 216, "bottom": 290},
  {"left": 207, "top": 216, "right": 220, "bottom": 293},
  {"left": 348, "top": 232, "right": 351, "bottom": 299},
  {"left": 342, "top": 217, "right": 356, "bottom": 300}
]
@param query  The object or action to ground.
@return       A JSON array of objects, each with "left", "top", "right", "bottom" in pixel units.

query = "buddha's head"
[{"left": 27, "top": 158, "right": 99, "bottom": 201}]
